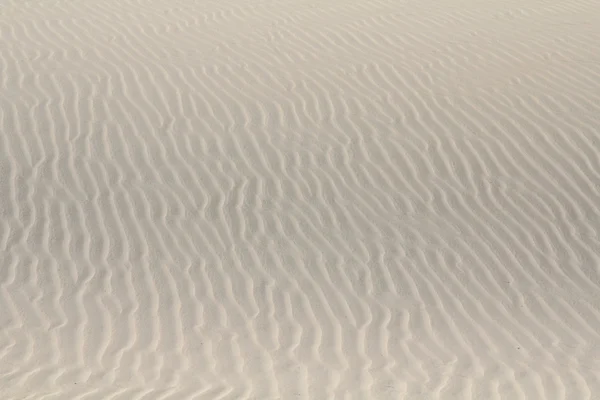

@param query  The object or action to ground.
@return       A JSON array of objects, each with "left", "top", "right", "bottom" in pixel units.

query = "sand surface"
[{"left": 2, "top": 0, "right": 600, "bottom": 398}]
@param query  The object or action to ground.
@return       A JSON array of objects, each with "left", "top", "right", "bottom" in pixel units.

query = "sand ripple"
[{"left": 1, "top": 0, "right": 600, "bottom": 398}]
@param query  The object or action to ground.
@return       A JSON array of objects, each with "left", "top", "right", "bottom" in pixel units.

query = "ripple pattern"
[{"left": 1, "top": 0, "right": 600, "bottom": 399}]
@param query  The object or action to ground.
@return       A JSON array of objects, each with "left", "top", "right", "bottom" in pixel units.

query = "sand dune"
[{"left": 2, "top": 0, "right": 600, "bottom": 398}]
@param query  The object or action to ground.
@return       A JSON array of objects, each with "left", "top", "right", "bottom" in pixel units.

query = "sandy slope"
[{"left": 1, "top": 0, "right": 600, "bottom": 398}]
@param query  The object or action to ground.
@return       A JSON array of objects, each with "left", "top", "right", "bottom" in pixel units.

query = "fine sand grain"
[{"left": 2, "top": 0, "right": 600, "bottom": 398}]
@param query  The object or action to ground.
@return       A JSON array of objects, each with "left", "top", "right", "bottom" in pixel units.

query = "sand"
[{"left": 1, "top": 0, "right": 600, "bottom": 398}]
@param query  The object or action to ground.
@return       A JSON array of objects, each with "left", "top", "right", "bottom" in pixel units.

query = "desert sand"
[{"left": 1, "top": 0, "right": 600, "bottom": 398}]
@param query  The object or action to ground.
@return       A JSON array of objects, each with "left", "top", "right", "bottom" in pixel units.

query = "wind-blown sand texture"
[{"left": 2, "top": 0, "right": 600, "bottom": 398}]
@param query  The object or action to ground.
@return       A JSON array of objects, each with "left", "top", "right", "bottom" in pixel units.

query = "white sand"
[{"left": 2, "top": 0, "right": 600, "bottom": 398}]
